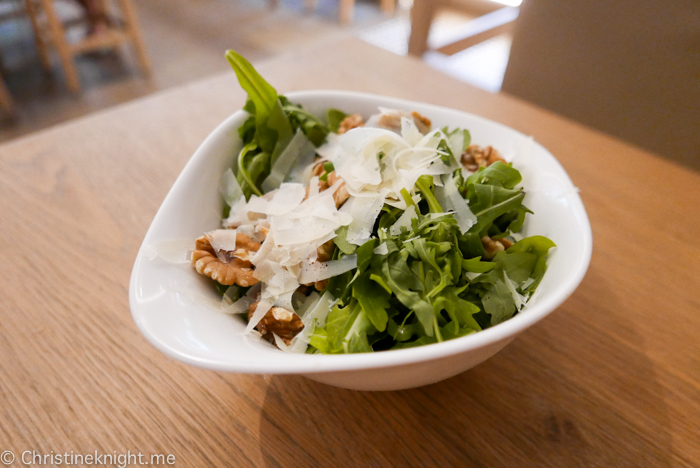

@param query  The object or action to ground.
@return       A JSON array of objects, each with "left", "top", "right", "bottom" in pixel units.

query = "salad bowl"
[{"left": 129, "top": 90, "right": 592, "bottom": 391}]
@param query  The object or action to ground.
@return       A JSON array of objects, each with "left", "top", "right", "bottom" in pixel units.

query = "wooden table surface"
[{"left": 1, "top": 38, "right": 698, "bottom": 467}]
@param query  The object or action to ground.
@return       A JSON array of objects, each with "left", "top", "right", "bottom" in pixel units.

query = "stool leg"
[
  {"left": 0, "top": 77, "right": 16, "bottom": 117},
  {"left": 408, "top": 0, "right": 437, "bottom": 56},
  {"left": 380, "top": 0, "right": 395, "bottom": 15},
  {"left": 23, "top": 0, "right": 52, "bottom": 72},
  {"left": 39, "top": 0, "right": 80, "bottom": 92},
  {"left": 117, "top": 0, "right": 151, "bottom": 77},
  {"left": 339, "top": 0, "right": 354, "bottom": 24},
  {"left": 305, "top": 0, "right": 317, "bottom": 12}
]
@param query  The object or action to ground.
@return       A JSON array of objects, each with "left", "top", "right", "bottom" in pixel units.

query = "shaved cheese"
[
  {"left": 265, "top": 265, "right": 299, "bottom": 297},
  {"left": 373, "top": 242, "right": 389, "bottom": 255},
  {"left": 464, "top": 272, "right": 482, "bottom": 281},
  {"left": 298, "top": 254, "right": 358, "bottom": 284},
  {"left": 244, "top": 296, "right": 273, "bottom": 334},
  {"left": 251, "top": 232, "right": 274, "bottom": 265},
  {"left": 434, "top": 174, "right": 477, "bottom": 234},
  {"left": 401, "top": 117, "right": 424, "bottom": 146},
  {"left": 521, "top": 277, "right": 535, "bottom": 289},
  {"left": 220, "top": 168, "right": 244, "bottom": 206},
  {"left": 288, "top": 291, "right": 336, "bottom": 353},
  {"left": 273, "top": 333, "right": 290, "bottom": 351},
  {"left": 296, "top": 291, "right": 321, "bottom": 319},
  {"left": 503, "top": 272, "right": 526, "bottom": 310},
  {"left": 446, "top": 130, "right": 464, "bottom": 160},
  {"left": 345, "top": 193, "right": 386, "bottom": 245},
  {"left": 221, "top": 293, "right": 254, "bottom": 314},
  {"left": 390, "top": 205, "right": 418, "bottom": 236},
  {"left": 266, "top": 183, "right": 306, "bottom": 216},
  {"left": 307, "top": 176, "right": 321, "bottom": 199},
  {"left": 262, "top": 130, "right": 315, "bottom": 192},
  {"left": 144, "top": 239, "right": 192, "bottom": 264},
  {"left": 207, "top": 229, "right": 238, "bottom": 262},
  {"left": 236, "top": 224, "right": 255, "bottom": 239},
  {"left": 273, "top": 290, "right": 296, "bottom": 311}
]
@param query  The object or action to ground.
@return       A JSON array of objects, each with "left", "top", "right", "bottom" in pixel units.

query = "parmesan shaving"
[
  {"left": 244, "top": 296, "right": 273, "bottom": 334},
  {"left": 298, "top": 254, "right": 358, "bottom": 284},
  {"left": 220, "top": 168, "right": 244, "bottom": 206},
  {"left": 503, "top": 271, "right": 526, "bottom": 311},
  {"left": 207, "top": 229, "right": 238, "bottom": 262},
  {"left": 262, "top": 130, "right": 315, "bottom": 192},
  {"left": 345, "top": 193, "right": 386, "bottom": 245},
  {"left": 434, "top": 174, "right": 477, "bottom": 234},
  {"left": 288, "top": 291, "right": 336, "bottom": 353},
  {"left": 144, "top": 239, "right": 192, "bottom": 264},
  {"left": 390, "top": 205, "right": 418, "bottom": 236},
  {"left": 373, "top": 242, "right": 389, "bottom": 255}
]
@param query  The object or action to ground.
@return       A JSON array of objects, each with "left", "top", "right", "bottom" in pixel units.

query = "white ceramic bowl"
[{"left": 129, "top": 90, "right": 592, "bottom": 391}]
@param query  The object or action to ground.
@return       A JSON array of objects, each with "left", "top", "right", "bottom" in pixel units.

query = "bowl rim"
[{"left": 129, "top": 89, "right": 593, "bottom": 375}]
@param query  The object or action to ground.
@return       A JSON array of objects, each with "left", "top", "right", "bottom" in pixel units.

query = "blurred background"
[{"left": 0, "top": 0, "right": 697, "bottom": 168}]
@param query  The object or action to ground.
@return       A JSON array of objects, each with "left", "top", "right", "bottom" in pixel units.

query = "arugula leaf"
[
  {"left": 507, "top": 236, "right": 556, "bottom": 291},
  {"left": 334, "top": 225, "right": 357, "bottom": 255},
  {"left": 377, "top": 251, "right": 435, "bottom": 336},
  {"left": 226, "top": 50, "right": 294, "bottom": 198},
  {"left": 415, "top": 175, "right": 443, "bottom": 213},
  {"left": 279, "top": 96, "right": 329, "bottom": 147},
  {"left": 462, "top": 257, "right": 496, "bottom": 273},
  {"left": 466, "top": 161, "right": 522, "bottom": 189},
  {"left": 315, "top": 301, "right": 376, "bottom": 353},
  {"left": 481, "top": 275, "right": 517, "bottom": 326},
  {"left": 468, "top": 184, "right": 526, "bottom": 235},
  {"left": 353, "top": 274, "right": 391, "bottom": 332},
  {"left": 327, "top": 108, "right": 348, "bottom": 133}
]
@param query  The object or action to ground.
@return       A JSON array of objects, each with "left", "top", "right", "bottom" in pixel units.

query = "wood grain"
[{"left": 0, "top": 38, "right": 698, "bottom": 467}]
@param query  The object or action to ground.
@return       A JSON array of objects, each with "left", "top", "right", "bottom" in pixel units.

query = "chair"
[
  {"left": 408, "top": 0, "right": 519, "bottom": 57},
  {"left": 23, "top": 0, "right": 151, "bottom": 92},
  {"left": 0, "top": 75, "right": 15, "bottom": 116},
  {"left": 501, "top": 0, "right": 700, "bottom": 168},
  {"left": 269, "top": 0, "right": 395, "bottom": 25}
]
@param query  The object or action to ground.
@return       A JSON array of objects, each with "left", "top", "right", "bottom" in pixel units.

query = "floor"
[{"left": 0, "top": 0, "right": 512, "bottom": 143}]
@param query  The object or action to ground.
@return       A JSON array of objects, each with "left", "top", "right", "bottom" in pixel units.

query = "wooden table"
[{"left": 1, "top": 38, "right": 698, "bottom": 467}]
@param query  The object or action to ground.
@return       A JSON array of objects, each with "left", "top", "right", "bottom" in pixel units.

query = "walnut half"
[
  {"left": 338, "top": 114, "right": 365, "bottom": 135},
  {"left": 481, "top": 236, "right": 514, "bottom": 260},
  {"left": 248, "top": 302, "right": 304, "bottom": 346},
  {"left": 461, "top": 145, "right": 505, "bottom": 172},
  {"left": 192, "top": 232, "right": 260, "bottom": 286}
]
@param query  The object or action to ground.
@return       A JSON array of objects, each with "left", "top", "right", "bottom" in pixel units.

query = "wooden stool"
[
  {"left": 270, "top": 0, "right": 395, "bottom": 25},
  {"left": 408, "top": 0, "right": 518, "bottom": 57},
  {"left": 23, "top": 0, "right": 151, "bottom": 93},
  {"left": 0, "top": 75, "right": 15, "bottom": 116}
]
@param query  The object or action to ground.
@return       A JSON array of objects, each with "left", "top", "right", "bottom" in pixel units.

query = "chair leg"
[
  {"left": 116, "top": 0, "right": 152, "bottom": 77},
  {"left": 380, "top": 0, "right": 395, "bottom": 15},
  {"left": 0, "top": 77, "right": 16, "bottom": 117},
  {"left": 23, "top": 0, "right": 52, "bottom": 72},
  {"left": 305, "top": 0, "right": 317, "bottom": 12},
  {"left": 408, "top": 0, "right": 437, "bottom": 56},
  {"left": 38, "top": 0, "right": 81, "bottom": 92},
  {"left": 339, "top": 0, "right": 354, "bottom": 24}
]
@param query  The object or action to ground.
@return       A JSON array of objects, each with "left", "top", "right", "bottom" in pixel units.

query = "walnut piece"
[
  {"left": 461, "top": 145, "right": 505, "bottom": 172},
  {"left": 312, "top": 238, "right": 336, "bottom": 291},
  {"left": 248, "top": 302, "right": 304, "bottom": 346},
  {"left": 410, "top": 111, "right": 432, "bottom": 134},
  {"left": 377, "top": 110, "right": 432, "bottom": 134},
  {"left": 481, "top": 236, "right": 513, "bottom": 260},
  {"left": 338, "top": 114, "right": 365, "bottom": 135},
  {"left": 326, "top": 171, "right": 350, "bottom": 208},
  {"left": 192, "top": 232, "right": 261, "bottom": 286},
  {"left": 303, "top": 170, "right": 349, "bottom": 209}
]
